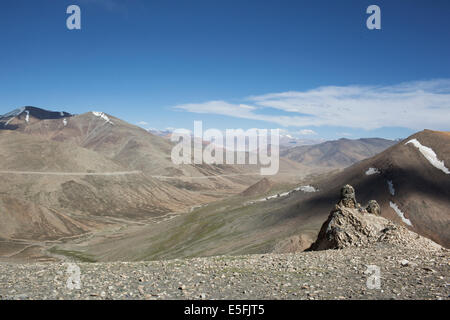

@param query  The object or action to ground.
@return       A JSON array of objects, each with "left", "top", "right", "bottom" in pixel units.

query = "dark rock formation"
[
  {"left": 366, "top": 200, "right": 381, "bottom": 215},
  {"left": 337, "top": 184, "right": 358, "bottom": 208}
]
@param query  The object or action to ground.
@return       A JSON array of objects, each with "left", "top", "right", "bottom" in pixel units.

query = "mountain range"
[
  {"left": 280, "top": 137, "right": 397, "bottom": 168},
  {"left": 52, "top": 130, "right": 448, "bottom": 262},
  {"left": 1, "top": 106, "right": 444, "bottom": 263}
]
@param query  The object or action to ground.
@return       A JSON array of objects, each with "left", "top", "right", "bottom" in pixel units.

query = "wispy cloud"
[
  {"left": 173, "top": 79, "right": 450, "bottom": 130},
  {"left": 136, "top": 121, "right": 148, "bottom": 126},
  {"left": 298, "top": 129, "right": 317, "bottom": 135},
  {"left": 174, "top": 101, "right": 311, "bottom": 127}
]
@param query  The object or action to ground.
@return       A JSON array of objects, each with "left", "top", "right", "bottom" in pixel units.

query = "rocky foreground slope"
[
  {"left": 0, "top": 245, "right": 448, "bottom": 300},
  {"left": 0, "top": 185, "right": 448, "bottom": 300}
]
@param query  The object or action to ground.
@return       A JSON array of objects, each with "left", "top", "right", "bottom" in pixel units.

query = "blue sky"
[{"left": 1, "top": 0, "right": 450, "bottom": 140}]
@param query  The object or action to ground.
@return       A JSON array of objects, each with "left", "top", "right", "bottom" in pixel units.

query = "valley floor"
[{"left": 0, "top": 244, "right": 448, "bottom": 300}]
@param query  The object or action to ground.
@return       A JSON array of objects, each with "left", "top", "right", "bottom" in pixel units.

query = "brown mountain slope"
[
  {"left": 0, "top": 131, "right": 124, "bottom": 172},
  {"left": 280, "top": 137, "right": 396, "bottom": 168},
  {"left": 2, "top": 108, "right": 270, "bottom": 188},
  {"left": 8, "top": 110, "right": 181, "bottom": 175},
  {"left": 2, "top": 107, "right": 320, "bottom": 190},
  {"left": 240, "top": 178, "right": 275, "bottom": 196},
  {"left": 0, "top": 108, "right": 246, "bottom": 241},
  {"left": 0, "top": 135, "right": 213, "bottom": 241}
]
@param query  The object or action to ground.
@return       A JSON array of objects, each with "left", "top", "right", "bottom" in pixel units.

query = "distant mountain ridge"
[
  {"left": 148, "top": 128, "right": 325, "bottom": 150},
  {"left": 280, "top": 137, "right": 397, "bottom": 168},
  {"left": 0, "top": 106, "right": 72, "bottom": 119}
]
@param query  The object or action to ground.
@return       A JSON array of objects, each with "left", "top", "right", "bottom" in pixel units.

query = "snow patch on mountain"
[
  {"left": 387, "top": 180, "right": 395, "bottom": 196},
  {"left": 0, "top": 107, "right": 26, "bottom": 119},
  {"left": 389, "top": 201, "right": 412, "bottom": 226},
  {"left": 246, "top": 185, "right": 318, "bottom": 205},
  {"left": 1, "top": 107, "right": 28, "bottom": 126},
  {"left": 365, "top": 167, "right": 380, "bottom": 175},
  {"left": 295, "top": 185, "right": 317, "bottom": 193},
  {"left": 92, "top": 111, "right": 114, "bottom": 125},
  {"left": 405, "top": 139, "right": 449, "bottom": 174},
  {"left": 4, "top": 117, "right": 14, "bottom": 126}
]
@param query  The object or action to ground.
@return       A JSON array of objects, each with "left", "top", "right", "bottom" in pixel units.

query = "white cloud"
[
  {"left": 173, "top": 79, "right": 450, "bottom": 130},
  {"left": 137, "top": 121, "right": 148, "bottom": 126},
  {"left": 174, "top": 101, "right": 315, "bottom": 127},
  {"left": 298, "top": 129, "right": 317, "bottom": 135}
]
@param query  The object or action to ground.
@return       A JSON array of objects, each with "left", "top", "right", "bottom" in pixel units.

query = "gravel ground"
[{"left": 0, "top": 244, "right": 448, "bottom": 300}]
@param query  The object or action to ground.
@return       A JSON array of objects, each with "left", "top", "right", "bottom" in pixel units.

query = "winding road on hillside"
[
  {"left": 0, "top": 170, "right": 142, "bottom": 176},
  {"left": 0, "top": 170, "right": 265, "bottom": 179}
]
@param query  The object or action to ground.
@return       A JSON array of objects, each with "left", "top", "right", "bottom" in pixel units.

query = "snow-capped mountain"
[{"left": 0, "top": 106, "right": 72, "bottom": 129}]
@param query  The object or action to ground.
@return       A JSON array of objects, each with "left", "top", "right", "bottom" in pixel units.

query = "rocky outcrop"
[
  {"left": 308, "top": 185, "right": 441, "bottom": 251},
  {"left": 337, "top": 184, "right": 358, "bottom": 208},
  {"left": 366, "top": 200, "right": 381, "bottom": 215}
]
